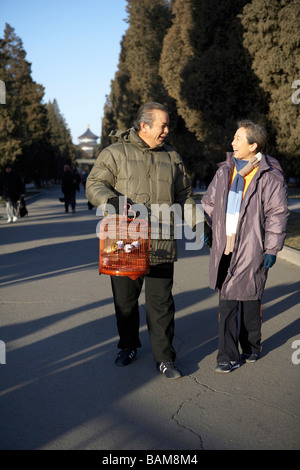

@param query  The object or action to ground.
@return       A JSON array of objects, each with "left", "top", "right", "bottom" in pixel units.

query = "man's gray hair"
[{"left": 133, "top": 102, "right": 168, "bottom": 131}]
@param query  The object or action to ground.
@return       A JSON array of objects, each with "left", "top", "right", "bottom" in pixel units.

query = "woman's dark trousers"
[{"left": 216, "top": 254, "right": 262, "bottom": 363}]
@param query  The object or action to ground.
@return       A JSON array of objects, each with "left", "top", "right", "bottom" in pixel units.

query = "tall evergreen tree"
[
  {"left": 240, "top": 0, "right": 300, "bottom": 179},
  {"left": 0, "top": 106, "right": 22, "bottom": 166},
  {"left": 99, "top": 95, "right": 117, "bottom": 151},
  {"left": 106, "top": 0, "right": 173, "bottom": 133},
  {"left": 0, "top": 24, "right": 23, "bottom": 166},
  {"left": 102, "top": 0, "right": 201, "bottom": 175},
  {"left": 124, "top": 0, "right": 172, "bottom": 104},
  {"left": 45, "top": 99, "right": 76, "bottom": 177},
  {"left": 159, "top": 0, "right": 270, "bottom": 182},
  {"left": 106, "top": 33, "right": 138, "bottom": 132},
  {"left": 0, "top": 24, "right": 51, "bottom": 180}
]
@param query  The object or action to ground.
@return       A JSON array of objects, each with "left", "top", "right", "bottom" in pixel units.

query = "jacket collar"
[
  {"left": 109, "top": 127, "right": 166, "bottom": 151},
  {"left": 219, "top": 152, "right": 280, "bottom": 177}
]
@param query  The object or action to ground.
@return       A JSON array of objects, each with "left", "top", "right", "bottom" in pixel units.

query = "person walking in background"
[
  {"left": 61, "top": 164, "right": 77, "bottom": 213},
  {"left": 0, "top": 162, "right": 25, "bottom": 223},
  {"left": 201, "top": 120, "right": 289, "bottom": 373},
  {"left": 86, "top": 102, "right": 202, "bottom": 379}
]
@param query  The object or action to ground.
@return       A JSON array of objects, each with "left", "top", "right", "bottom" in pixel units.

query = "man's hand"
[
  {"left": 106, "top": 197, "right": 120, "bottom": 214},
  {"left": 106, "top": 197, "right": 137, "bottom": 218}
]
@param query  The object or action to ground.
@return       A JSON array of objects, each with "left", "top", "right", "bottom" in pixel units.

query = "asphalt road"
[{"left": 0, "top": 186, "right": 299, "bottom": 450}]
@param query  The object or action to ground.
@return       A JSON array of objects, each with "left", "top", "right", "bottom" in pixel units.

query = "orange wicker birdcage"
[{"left": 99, "top": 202, "right": 150, "bottom": 280}]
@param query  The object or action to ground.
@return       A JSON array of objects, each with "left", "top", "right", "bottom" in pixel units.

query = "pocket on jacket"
[
  {"left": 254, "top": 271, "right": 267, "bottom": 298},
  {"left": 244, "top": 271, "right": 267, "bottom": 299}
]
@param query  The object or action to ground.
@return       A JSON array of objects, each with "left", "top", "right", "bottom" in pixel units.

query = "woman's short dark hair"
[
  {"left": 133, "top": 102, "right": 168, "bottom": 131},
  {"left": 237, "top": 120, "right": 267, "bottom": 153}
]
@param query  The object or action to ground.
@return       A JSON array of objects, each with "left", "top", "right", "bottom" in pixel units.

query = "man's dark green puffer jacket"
[{"left": 86, "top": 128, "right": 202, "bottom": 265}]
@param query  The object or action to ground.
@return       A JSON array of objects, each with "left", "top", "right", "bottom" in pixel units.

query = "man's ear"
[{"left": 140, "top": 122, "right": 148, "bottom": 134}]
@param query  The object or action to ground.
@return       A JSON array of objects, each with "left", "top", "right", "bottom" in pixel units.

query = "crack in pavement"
[{"left": 195, "top": 379, "right": 299, "bottom": 419}]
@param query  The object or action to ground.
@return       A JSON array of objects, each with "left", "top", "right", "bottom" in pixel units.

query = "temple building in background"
[
  {"left": 76, "top": 125, "right": 99, "bottom": 169},
  {"left": 78, "top": 125, "right": 99, "bottom": 156}
]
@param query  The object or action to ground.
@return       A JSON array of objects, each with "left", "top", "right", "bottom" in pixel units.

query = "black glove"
[
  {"left": 106, "top": 197, "right": 136, "bottom": 218},
  {"left": 263, "top": 254, "right": 276, "bottom": 269},
  {"left": 106, "top": 197, "right": 120, "bottom": 214}
]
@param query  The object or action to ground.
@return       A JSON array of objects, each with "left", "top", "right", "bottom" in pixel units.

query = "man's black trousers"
[{"left": 110, "top": 263, "right": 176, "bottom": 363}]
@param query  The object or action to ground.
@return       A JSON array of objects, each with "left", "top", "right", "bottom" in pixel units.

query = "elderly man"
[{"left": 86, "top": 102, "right": 202, "bottom": 379}]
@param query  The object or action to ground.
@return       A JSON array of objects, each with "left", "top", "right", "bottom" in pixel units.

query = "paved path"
[{"left": 0, "top": 187, "right": 299, "bottom": 450}]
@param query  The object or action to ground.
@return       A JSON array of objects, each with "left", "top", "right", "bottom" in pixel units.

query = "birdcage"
[{"left": 99, "top": 202, "right": 150, "bottom": 280}]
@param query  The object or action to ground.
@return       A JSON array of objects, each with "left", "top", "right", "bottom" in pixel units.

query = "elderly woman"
[{"left": 201, "top": 120, "right": 289, "bottom": 373}]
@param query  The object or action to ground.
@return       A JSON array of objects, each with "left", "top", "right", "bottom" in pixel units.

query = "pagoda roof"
[
  {"left": 78, "top": 126, "right": 99, "bottom": 140},
  {"left": 78, "top": 141, "right": 99, "bottom": 148}
]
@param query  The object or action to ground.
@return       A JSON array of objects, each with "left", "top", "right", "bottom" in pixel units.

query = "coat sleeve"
[
  {"left": 86, "top": 148, "right": 119, "bottom": 208},
  {"left": 201, "top": 171, "right": 220, "bottom": 226},
  {"left": 263, "top": 175, "right": 289, "bottom": 255},
  {"left": 172, "top": 152, "right": 203, "bottom": 228}
]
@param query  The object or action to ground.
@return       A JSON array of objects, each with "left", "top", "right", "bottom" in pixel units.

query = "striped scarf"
[{"left": 224, "top": 153, "right": 262, "bottom": 254}]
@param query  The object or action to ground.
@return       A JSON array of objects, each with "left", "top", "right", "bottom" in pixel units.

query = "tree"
[
  {"left": 240, "top": 0, "right": 300, "bottom": 180},
  {"left": 0, "top": 107, "right": 22, "bottom": 166},
  {"left": 0, "top": 24, "right": 77, "bottom": 182},
  {"left": 102, "top": 0, "right": 201, "bottom": 175},
  {"left": 159, "top": 0, "right": 270, "bottom": 182},
  {"left": 0, "top": 24, "right": 52, "bottom": 180},
  {"left": 106, "top": 33, "right": 139, "bottom": 131},
  {"left": 99, "top": 95, "right": 117, "bottom": 151},
  {"left": 105, "top": 0, "right": 173, "bottom": 132},
  {"left": 0, "top": 24, "right": 23, "bottom": 165},
  {"left": 45, "top": 99, "right": 76, "bottom": 178}
]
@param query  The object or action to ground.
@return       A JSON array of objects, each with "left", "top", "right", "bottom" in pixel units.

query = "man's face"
[
  {"left": 231, "top": 127, "right": 256, "bottom": 160},
  {"left": 139, "top": 109, "right": 170, "bottom": 148}
]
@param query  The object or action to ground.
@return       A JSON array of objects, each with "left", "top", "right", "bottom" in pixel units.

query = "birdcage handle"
[{"left": 122, "top": 199, "right": 136, "bottom": 219}]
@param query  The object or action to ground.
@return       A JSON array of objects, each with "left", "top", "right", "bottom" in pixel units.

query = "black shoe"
[
  {"left": 115, "top": 348, "right": 137, "bottom": 366},
  {"left": 215, "top": 361, "right": 240, "bottom": 373},
  {"left": 157, "top": 361, "right": 182, "bottom": 379},
  {"left": 243, "top": 353, "right": 259, "bottom": 363}
]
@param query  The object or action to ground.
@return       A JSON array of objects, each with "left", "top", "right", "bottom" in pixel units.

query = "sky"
[{"left": 0, "top": 0, "right": 128, "bottom": 144}]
